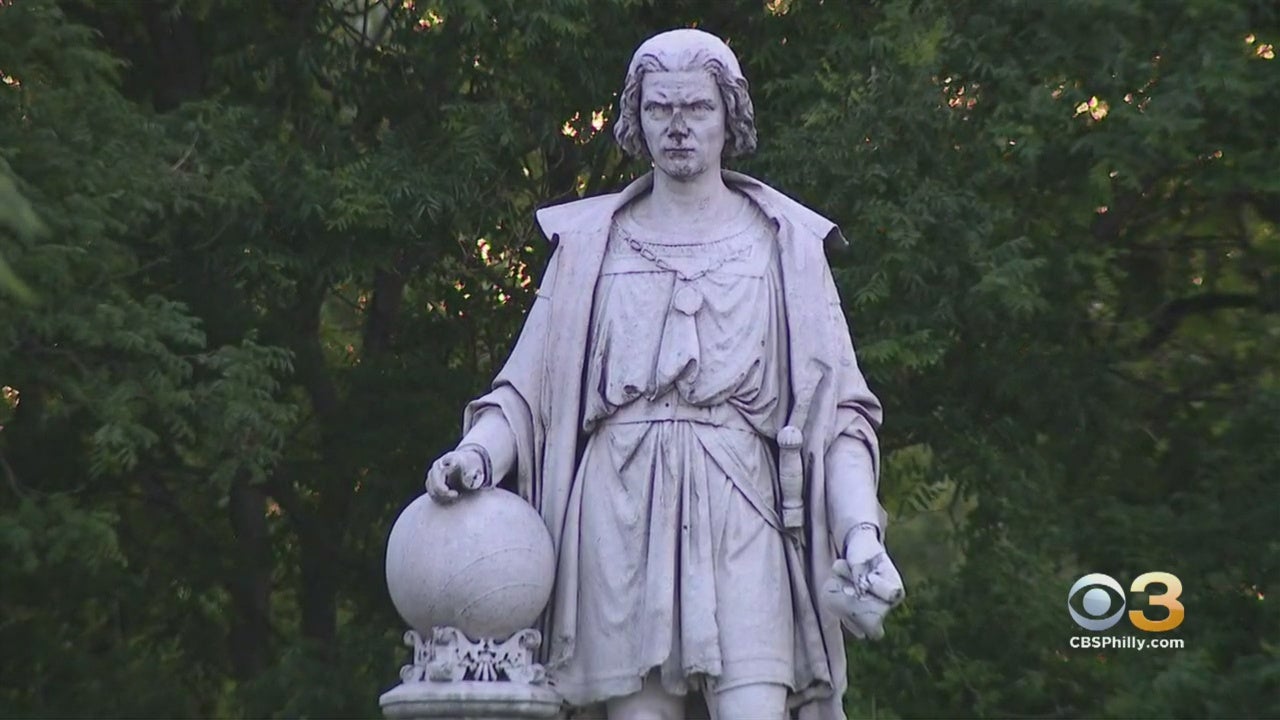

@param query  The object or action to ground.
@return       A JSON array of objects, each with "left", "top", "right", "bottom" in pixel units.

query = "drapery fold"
[{"left": 461, "top": 171, "right": 885, "bottom": 720}]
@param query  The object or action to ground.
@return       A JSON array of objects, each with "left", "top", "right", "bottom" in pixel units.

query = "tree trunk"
[
  {"left": 361, "top": 267, "right": 407, "bottom": 357},
  {"left": 227, "top": 475, "right": 272, "bottom": 679},
  {"left": 299, "top": 532, "right": 338, "bottom": 645},
  {"left": 288, "top": 280, "right": 346, "bottom": 646}
]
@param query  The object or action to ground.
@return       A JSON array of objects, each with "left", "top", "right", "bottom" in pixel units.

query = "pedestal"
[{"left": 379, "top": 627, "right": 563, "bottom": 720}]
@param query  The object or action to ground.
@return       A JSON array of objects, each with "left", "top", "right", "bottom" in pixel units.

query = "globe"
[{"left": 385, "top": 488, "right": 555, "bottom": 641}]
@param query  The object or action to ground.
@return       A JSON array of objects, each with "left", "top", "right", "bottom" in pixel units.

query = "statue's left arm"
[
  {"left": 815, "top": 260, "right": 905, "bottom": 637},
  {"left": 816, "top": 257, "right": 886, "bottom": 556},
  {"left": 825, "top": 435, "right": 883, "bottom": 556}
]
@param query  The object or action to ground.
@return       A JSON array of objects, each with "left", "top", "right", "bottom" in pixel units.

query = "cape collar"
[
  {"left": 608, "top": 170, "right": 846, "bottom": 249},
  {"left": 610, "top": 169, "right": 772, "bottom": 213}
]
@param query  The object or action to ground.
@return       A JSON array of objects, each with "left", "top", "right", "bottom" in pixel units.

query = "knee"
[{"left": 710, "top": 682, "right": 788, "bottom": 720}]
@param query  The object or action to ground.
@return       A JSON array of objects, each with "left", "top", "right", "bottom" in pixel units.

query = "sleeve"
[
  {"left": 818, "top": 260, "right": 888, "bottom": 550},
  {"left": 459, "top": 247, "right": 561, "bottom": 501}
]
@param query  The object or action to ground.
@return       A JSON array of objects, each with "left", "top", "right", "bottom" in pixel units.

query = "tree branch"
[
  {"left": 0, "top": 450, "right": 28, "bottom": 498},
  {"left": 1139, "top": 292, "right": 1262, "bottom": 352}
]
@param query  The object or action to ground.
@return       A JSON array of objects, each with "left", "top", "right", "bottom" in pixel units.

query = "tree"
[{"left": 1, "top": 0, "right": 1276, "bottom": 717}]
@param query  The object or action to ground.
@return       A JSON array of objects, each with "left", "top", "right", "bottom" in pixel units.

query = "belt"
[
  {"left": 599, "top": 393, "right": 759, "bottom": 434},
  {"left": 596, "top": 394, "right": 805, "bottom": 538}
]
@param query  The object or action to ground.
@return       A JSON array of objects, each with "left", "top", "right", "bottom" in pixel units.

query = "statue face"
[{"left": 640, "top": 71, "right": 726, "bottom": 181}]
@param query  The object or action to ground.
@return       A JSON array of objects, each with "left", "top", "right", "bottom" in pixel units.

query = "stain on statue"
[{"left": 424, "top": 28, "right": 905, "bottom": 720}]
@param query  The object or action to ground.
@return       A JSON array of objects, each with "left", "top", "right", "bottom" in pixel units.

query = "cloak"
[{"left": 462, "top": 170, "right": 885, "bottom": 720}]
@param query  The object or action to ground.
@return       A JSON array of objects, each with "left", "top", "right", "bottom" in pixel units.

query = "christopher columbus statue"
[{"left": 423, "top": 28, "right": 904, "bottom": 720}]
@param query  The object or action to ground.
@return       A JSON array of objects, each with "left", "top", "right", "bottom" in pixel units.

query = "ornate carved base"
[
  {"left": 400, "top": 627, "right": 549, "bottom": 685},
  {"left": 380, "top": 627, "right": 562, "bottom": 719}
]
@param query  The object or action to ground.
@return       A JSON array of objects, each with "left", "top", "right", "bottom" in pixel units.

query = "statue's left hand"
[{"left": 822, "top": 533, "right": 905, "bottom": 640}]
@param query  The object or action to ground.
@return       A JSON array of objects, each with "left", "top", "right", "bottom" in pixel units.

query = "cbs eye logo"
[{"left": 1068, "top": 572, "right": 1185, "bottom": 632}]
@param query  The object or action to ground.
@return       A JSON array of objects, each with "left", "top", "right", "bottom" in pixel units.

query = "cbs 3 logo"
[{"left": 1068, "top": 572, "right": 1185, "bottom": 632}]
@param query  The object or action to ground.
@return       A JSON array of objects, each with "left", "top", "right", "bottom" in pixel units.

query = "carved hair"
[{"left": 614, "top": 30, "right": 758, "bottom": 159}]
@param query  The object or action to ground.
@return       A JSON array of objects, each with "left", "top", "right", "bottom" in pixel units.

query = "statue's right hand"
[{"left": 424, "top": 449, "right": 486, "bottom": 504}]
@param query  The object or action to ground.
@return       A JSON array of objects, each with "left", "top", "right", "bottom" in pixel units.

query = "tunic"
[
  {"left": 462, "top": 170, "right": 891, "bottom": 720},
  {"left": 551, "top": 196, "right": 797, "bottom": 704}
]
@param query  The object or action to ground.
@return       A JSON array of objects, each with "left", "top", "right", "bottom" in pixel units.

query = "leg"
[
  {"left": 606, "top": 670, "right": 686, "bottom": 720},
  {"left": 703, "top": 452, "right": 795, "bottom": 719},
  {"left": 707, "top": 682, "right": 789, "bottom": 720}
]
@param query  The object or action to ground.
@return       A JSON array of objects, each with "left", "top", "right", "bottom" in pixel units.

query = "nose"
[{"left": 667, "top": 110, "right": 689, "bottom": 137}]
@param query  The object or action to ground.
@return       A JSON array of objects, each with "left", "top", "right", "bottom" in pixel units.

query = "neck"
[{"left": 649, "top": 166, "right": 731, "bottom": 219}]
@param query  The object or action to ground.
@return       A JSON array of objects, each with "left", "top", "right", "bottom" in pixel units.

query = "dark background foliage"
[{"left": 1, "top": 0, "right": 1277, "bottom": 717}]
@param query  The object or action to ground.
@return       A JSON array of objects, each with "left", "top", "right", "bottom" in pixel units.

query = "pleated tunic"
[{"left": 551, "top": 196, "right": 797, "bottom": 704}]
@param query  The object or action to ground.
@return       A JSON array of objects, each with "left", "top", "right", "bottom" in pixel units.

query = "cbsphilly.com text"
[{"left": 1069, "top": 636, "right": 1185, "bottom": 651}]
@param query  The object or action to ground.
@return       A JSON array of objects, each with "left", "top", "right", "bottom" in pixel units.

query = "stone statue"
[{"left": 422, "top": 28, "right": 904, "bottom": 720}]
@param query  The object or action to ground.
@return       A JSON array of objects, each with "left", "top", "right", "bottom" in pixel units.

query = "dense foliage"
[{"left": 1, "top": 0, "right": 1277, "bottom": 717}]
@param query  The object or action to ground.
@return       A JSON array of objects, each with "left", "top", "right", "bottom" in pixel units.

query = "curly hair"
[{"left": 613, "top": 31, "right": 758, "bottom": 159}]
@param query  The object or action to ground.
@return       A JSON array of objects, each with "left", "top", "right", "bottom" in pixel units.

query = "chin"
[{"left": 656, "top": 159, "right": 708, "bottom": 181}]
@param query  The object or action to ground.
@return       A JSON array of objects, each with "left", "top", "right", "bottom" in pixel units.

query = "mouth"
[{"left": 663, "top": 148, "right": 696, "bottom": 156}]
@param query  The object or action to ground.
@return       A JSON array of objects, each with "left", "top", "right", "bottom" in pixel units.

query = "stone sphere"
[{"left": 386, "top": 489, "right": 554, "bottom": 641}]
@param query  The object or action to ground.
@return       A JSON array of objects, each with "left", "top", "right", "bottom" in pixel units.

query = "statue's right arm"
[
  {"left": 427, "top": 240, "right": 563, "bottom": 502},
  {"left": 424, "top": 400, "right": 518, "bottom": 502},
  {"left": 456, "top": 408, "right": 517, "bottom": 486}
]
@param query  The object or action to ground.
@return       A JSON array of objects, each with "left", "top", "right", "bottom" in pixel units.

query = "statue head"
[{"left": 614, "top": 29, "right": 757, "bottom": 181}]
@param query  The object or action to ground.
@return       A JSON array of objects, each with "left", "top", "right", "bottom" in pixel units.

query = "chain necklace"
[{"left": 619, "top": 230, "right": 753, "bottom": 282}]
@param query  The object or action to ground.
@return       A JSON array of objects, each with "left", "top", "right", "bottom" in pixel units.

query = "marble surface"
[
  {"left": 405, "top": 27, "right": 904, "bottom": 720},
  {"left": 386, "top": 490, "right": 554, "bottom": 641},
  {"left": 380, "top": 680, "right": 562, "bottom": 720}
]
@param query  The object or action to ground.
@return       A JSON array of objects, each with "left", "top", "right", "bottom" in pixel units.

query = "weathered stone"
[{"left": 393, "top": 27, "right": 905, "bottom": 720}]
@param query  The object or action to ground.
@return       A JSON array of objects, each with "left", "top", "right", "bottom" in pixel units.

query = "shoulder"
[
  {"left": 724, "top": 171, "right": 848, "bottom": 251},
  {"left": 530, "top": 192, "right": 627, "bottom": 299},
  {"left": 534, "top": 193, "right": 623, "bottom": 244}
]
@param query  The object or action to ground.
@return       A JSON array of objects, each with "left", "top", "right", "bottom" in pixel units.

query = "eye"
[
  {"left": 1067, "top": 573, "right": 1127, "bottom": 631},
  {"left": 644, "top": 103, "right": 672, "bottom": 119}
]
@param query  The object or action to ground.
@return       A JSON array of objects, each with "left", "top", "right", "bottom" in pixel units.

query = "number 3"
[{"left": 1128, "top": 572, "right": 1185, "bottom": 632}]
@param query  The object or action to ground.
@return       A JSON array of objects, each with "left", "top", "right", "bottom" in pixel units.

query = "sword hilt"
[{"left": 778, "top": 425, "right": 804, "bottom": 531}]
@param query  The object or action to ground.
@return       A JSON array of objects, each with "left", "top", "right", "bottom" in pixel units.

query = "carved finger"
[
  {"left": 424, "top": 464, "right": 441, "bottom": 493},
  {"left": 425, "top": 462, "right": 459, "bottom": 502},
  {"left": 831, "top": 559, "right": 856, "bottom": 583}
]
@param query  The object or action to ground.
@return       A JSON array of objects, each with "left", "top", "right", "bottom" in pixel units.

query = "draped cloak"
[{"left": 462, "top": 170, "right": 885, "bottom": 720}]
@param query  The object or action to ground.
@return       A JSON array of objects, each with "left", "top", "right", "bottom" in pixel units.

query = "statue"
[{"left": 422, "top": 28, "right": 904, "bottom": 720}]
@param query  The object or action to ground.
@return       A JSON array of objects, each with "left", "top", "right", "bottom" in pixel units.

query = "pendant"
[{"left": 672, "top": 284, "right": 704, "bottom": 315}]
